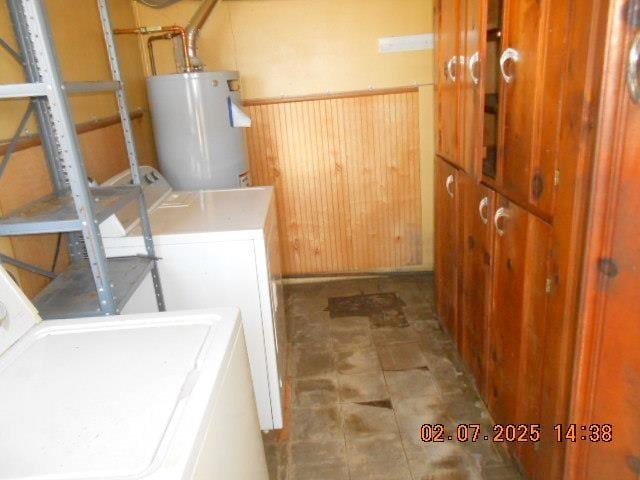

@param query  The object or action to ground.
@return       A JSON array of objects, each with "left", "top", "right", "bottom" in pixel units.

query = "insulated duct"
[
  {"left": 184, "top": 0, "right": 221, "bottom": 71},
  {"left": 135, "top": 0, "right": 182, "bottom": 8}
]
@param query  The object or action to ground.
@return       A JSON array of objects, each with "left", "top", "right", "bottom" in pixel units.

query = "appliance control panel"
[{"left": 99, "top": 167, "right": 173, "bottom": 237}]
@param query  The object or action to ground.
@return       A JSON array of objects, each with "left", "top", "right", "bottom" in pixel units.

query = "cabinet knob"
[
  {"left": 446, "top": 174, "right": 455, "bottom": 198},
  {"left": 628, "top": 32, "right": 640, "bottom": 103},
  {"left": 479, "top": 196, "right": 490, "bottom": 224},
  {"left": 499, "top": 47, "right": 521, "bottom": 84},
  {"left": 468, "top": 51, "right": 480, "bottom": 86},
  {"left": 494, "top": 207, "right": 510, "bottom": 236}
]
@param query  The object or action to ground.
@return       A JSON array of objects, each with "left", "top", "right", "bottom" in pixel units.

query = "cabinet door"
[
  {"left": 436, "top": 0, "right": 461, "bottom": 166},
  {"left": 461, "top": 180, "right": 494, "bottom": 394},
  {"left": 488, "top": 196, "right": 551, "bottom": 428},
  {"left": 435, "top": 158, "right": 460, "bottom": 340},
  {"left": 497, "top": 0, "right": 567, "bottom": 216},
  {"left": 461, "top": 0, "right": 486, "bottom": 177},
  {"left": 567, "top": 0, "right": 640, "bottom": 477}
]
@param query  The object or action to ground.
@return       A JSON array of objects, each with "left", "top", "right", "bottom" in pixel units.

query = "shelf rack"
[{"left": 0, "top": 0, "right": 165, "bottom": 318}]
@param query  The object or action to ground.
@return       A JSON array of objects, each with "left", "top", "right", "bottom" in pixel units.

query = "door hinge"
[
  {"left": 554, "top": 169, "right": 560, "bottom": 187},
  {"left": 545, "top": 277, "right": 554, "bottom": 294}
]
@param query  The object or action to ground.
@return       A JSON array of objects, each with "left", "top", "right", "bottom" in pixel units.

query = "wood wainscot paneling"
[{"left": 245, "top": 87, "right": 422, "bottom": 276}]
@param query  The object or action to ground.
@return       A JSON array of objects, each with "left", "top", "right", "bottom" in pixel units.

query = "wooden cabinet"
[
  {"left": 435, "top": 0, "right": 461, "bottom": 167},
  {"left": 442, "top": 0, "right": 573, "bottom": 215},
  {"left": 498, "top": 0, "right": 550, "bottom": 207},
  {"left": 434, "top": 157, "right": 461, "bottom": 341},
  {"left": 487, "top": 197, "right": 551, "bottom": 424},
  {"left": 460, "top": 179, "right": 494, "bottom": 394},
  {"left": 489, "top": 0, "right": 575, "bottom": 217},
  {"left": 436, "top": 0, "right": 483, "bottom": 175},
  {"left": 435, "top": 0, "right": 606, "bottom": 478},
  {"left": 566, "top": 0, "right": 640, "bottom": 477},
  {"left": 461, "top": 0, "right": 485, "bottom": 177}
]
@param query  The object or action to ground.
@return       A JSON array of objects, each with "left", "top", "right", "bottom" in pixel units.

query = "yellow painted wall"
[
  {"left": 0, "top": 0, "right": 156, "bottom": 286},
  {"left": 135, "top": 0, "right": 436, "bottom": 270},
  {"left": 0, "top": 0, "right": 151, "bottom": 138},
  {"left": 134, "top": 0, "right": 433, "bottom": 99}
]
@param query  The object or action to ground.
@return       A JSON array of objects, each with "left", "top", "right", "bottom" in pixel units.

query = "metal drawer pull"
[
  {"left": 494, "top": 207, "right": 510, "bottom": 236},
  {"left": 447, "top": 56, "right": 458, "bottom": 82},
  {"left": 446, "top": 174, "right": 455, "bottom": 198},
  {"left": 500, "top": 47, "right": 520, "bottom": 84},
  {"left": 479, "top": 196, "right": 489, "bottom": 224},
  {"left": 468, "top": 51, "right": 480, "bottom": 86},
  {"left": 628, "top": 32, "right": 640, "bottom": 103}
]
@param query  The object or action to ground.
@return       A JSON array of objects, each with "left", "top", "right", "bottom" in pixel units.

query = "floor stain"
[
  {"left": 356, "top": 399, "right": 393, "bottom": 409},
  {"left": 328, "top": 292, "right": 406, "bottom": 318},
  {"left": 264, "top": 274, "right": 522, "bottom": 480}
]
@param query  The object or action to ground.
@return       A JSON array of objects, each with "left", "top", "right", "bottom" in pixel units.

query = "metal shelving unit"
[{"left": 0, "top": 0, "right": 165, "bottom": 318}]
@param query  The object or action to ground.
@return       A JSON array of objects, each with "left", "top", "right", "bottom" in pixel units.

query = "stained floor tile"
[
  {"left": 291, "top": 406, "right": 341, "bottom": 441},
  {"left": 290, "top": 440, "right": 346, "bottom": 466},
  {"left": 293, "top": 376, "right": 338, "bottom": 408},
  {"left": 290, "top": 347, "right": 336, "bottom": 378},
  {"left": 331, "top": 327, "right": 373, "bottom": 351},
  {"left": 341, "top": 402, "right": 399, "bottom": 440},
  {"left": 385, "top": 368, "right": 442, "bottom": 401},
  {"left": 378, "top": 341, "right": 430, "bottom": 371},
  {"left": 336, "top": 346, "right": 381, "bottom": 375},
  {"left": 337, "top": 372, "right": 388, "bottom": 403},
  {"left": 288, "top": 462, "right": 349, "bottom": 480},
  {"left": 371, "top": 325, "right": 417, "bottom": 345},
  {"left": 347, "top": 434, "right": 413, "bottom": 480},
  {"left": 266, "top": 274, "right": 522, "bottom": 480}
]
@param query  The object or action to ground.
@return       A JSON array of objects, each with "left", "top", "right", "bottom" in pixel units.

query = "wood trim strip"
[
  {"left": 0, "top": 108, "right": 145, "bottom": 156},
  {"left": 243, "top": 86, "right": 420, "bottom": 107}
]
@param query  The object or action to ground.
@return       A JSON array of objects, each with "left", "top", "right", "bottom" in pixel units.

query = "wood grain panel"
[
  {"left": 245, "top": 89, "right": 422, "bottom": 276},
  {"left": 567, "top": 0, "right": 640, "bottom": 477},
  {"left": 434, "top": 158, "right": 460, "bottom": 341}
]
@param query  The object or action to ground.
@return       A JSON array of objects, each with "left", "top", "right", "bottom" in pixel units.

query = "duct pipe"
[
  {"left": 135, "top": 0, "right": 182, "bottom": 8},
  {"left": 184, "top": 0, "right": 221, "bottom": 71}
]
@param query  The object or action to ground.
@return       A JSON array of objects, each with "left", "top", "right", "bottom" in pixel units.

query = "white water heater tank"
[{"left": 147, "top": 71, "right": 251, "bottom": 190}]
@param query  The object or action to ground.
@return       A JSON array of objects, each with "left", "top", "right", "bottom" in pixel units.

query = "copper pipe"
[
  {"left": 147, "top": 33, "right": 177, "bottom": 76},
  {"left": 114, "top": 25, "right": 192, "bottom": 72}
]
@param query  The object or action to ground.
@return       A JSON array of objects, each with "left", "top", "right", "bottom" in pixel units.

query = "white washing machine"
[
  {"left": 0, "top": 266, "right": 269, "bottom": 480},
  {"left": 100, "top": 167, "right": 287, "bottom": 431}
]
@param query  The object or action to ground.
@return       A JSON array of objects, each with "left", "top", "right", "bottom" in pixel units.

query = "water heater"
[{"left": 147, "top": 71, "right": 251, "bottom": 190}]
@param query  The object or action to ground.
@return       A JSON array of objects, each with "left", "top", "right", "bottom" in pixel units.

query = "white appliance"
[
  {"left": 100, "top": 167, "right": 287, "bottom": 431},
  {"left": 147, "top": 71, "right": 252, "bottom": 190},
  {"left": 0, "top": 266, "right": 269, "bottom": 480}
]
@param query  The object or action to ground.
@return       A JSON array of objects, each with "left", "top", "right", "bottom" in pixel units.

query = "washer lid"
[
  {"left": 0, "top": 310, "right": 235, "bottom": 480},
  {"left": 0, "top": 266, "right": 39, "bottom": 356}
]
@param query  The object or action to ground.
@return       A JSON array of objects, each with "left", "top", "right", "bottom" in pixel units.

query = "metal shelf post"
[
  {"left": 97, "top": 0, "right": 165, "bottom": 311},
  {"left": 0, "top": 0, "right": 166, "bottom": 317}
]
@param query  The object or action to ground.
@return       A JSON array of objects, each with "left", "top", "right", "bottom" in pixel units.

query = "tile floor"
[{"left": 264, "top": 273, "right": 523, "bottom": 480}]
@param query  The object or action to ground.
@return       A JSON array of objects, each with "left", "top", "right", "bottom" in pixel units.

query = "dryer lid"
[{"left": 0, "top": 266, "right": 39, "bottom": 356}]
